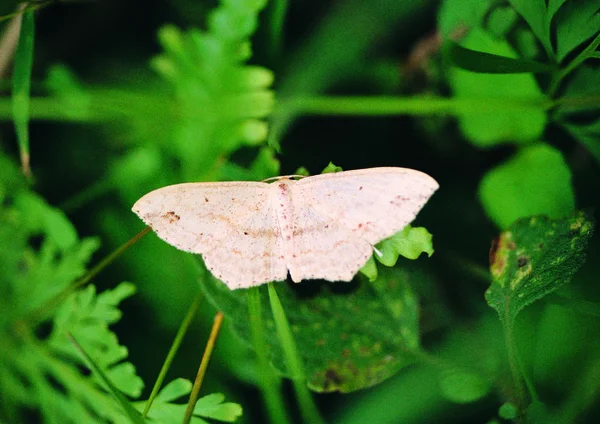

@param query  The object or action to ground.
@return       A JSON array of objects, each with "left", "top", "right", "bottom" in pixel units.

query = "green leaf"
[
  {"left": 131, "top": 379, "right": 243, "bottom": 424},
  {"left": 11, "top": 9, "right": 35, "bottom": 176},
  {"left": 506, "top": 0, "right": 560, "bottom": 57},
  {"left": 555, "top": 0, "right": 600, "bottom": 61},
  {"left": 438, "top": 0, "right": 496, "bottom": 40},
  {"left": 439, "top": 369, "right": 491, "bottom": 404},
  {"left": 68, "top": 333, "right": 146, "bottom": 424},
  {"left": 448, "top": 28, "right": 547, "bottom": 146},
  {"left": 0, "top": 155, "right": 145, "bottom": 423},
  {"left": 194, "top": 393, "right": 243, "bottom": 422},
  {"left": 201, "top": 264, "right": 428, "bottom": 393},
  {"left": 49, "top": 283, "right": 143, "bottom": 397},
  {"left": 499, "top": 402, "right": 519, "bottom": 419},
  {"left": 478, "top": 144, "right": 575, "bottom": 229},
  {"left": 445, "top": 42, "right": 554, "bottom": 74},
  {"left": 321, "top": 162, "right": 344, "bottom": 174},
  {"left": 485, "top": 210, "right": 594, "bottom": 326},
  {"left": 149, "top": 12, "right": 275, "bottom": 181}
]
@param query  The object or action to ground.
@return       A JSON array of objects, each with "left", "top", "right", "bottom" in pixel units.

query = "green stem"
[
  {"left": 268, "top": 0, "right": 288, "bottom": 65},
  {"left": 280, "top": 95, "right": 553, "bottom": 116},
  {"left": 248, "top": 287, "right": 289, "bottom": 424},
  {"left": 143, "top": 292, "right": 202, "bottom": 418},
  {"left": 267, "top": 283, "right": 324, "bottom": 424},
  {"left": 183, "top": 312, "right": 224, "bottom": 424},
  {"left": 549, "top": 32, "right": 600, "bottom": 96},
  {"left": 12, "top": 7, "right": 35, "bottom": 178},
  {"left": 503, "top": 314, "right": 536, "bottom": 414}
]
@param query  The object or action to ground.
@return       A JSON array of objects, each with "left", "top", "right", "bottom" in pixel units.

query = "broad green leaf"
[
  {"left": 478, "top": 144, "right": 575, "bottom": 229},
  {"left": 448, "top": 28, "right": 547, "bottom": 146},
  {"left": 445, "top": 42, "right": 553, "bottom": 74},
  {"left": 439, "top": 369, "right": 491, "bottom": 404},
  {"left": 555, "top": 0, "right": 600, "bottom": 61},
  {"left": 485, "top": 210, "right": 594, "bottom": 326},
  {"left": 201, "top": 264, "right": 428, "bottom": 393}
]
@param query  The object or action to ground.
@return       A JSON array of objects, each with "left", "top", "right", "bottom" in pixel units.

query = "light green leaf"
[
  {"left": 0, "top": 156, "right": 144, "bottom": 423},
  {"left": 155, "top": 378, "right": 192, "bottom": 403},
  {"left": 478, "top": 144, "right": 575, "bottom": 229},
  {"left": 201, "top": 264, "right": 428, "bottom": 393},
  {"left": 485, "top": 210, "right": 594, "bottom": 326},
  {"left": 194, "top": 393, "right": 243, "bottom": 422},
  {"left": 448, "top": 28, "right": 547, "bottom": 146},
  {"left": 131, "top": 380, "right": 243, "bottom": 424},
  {"left": 439, "top": 369, "right": 491, "bottom": 404}
]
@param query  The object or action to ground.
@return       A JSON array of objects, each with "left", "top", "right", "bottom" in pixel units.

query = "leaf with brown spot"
[
  {"left": 485, "top": 210, "right": 595, "bottom": 326},
  {"left": 200, "top": 263, "right": 433, "bottom": 392}
]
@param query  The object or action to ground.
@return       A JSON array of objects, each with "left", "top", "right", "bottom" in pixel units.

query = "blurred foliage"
[{"left": 1, "top": 0, "right": 600, "bottom": 423}]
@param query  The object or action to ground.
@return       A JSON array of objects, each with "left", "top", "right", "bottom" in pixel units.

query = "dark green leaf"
[
  {"left": 555, "top": 0, "right": 600, "bottom": 61},
  {"left": 485, "top": 210, "right": 595, "bottom": 325},
  {"left": 446, "top": 42, "right": 553, "bottom": 74},
  {"left": 478, "top": 144, "right": 575, "bottom": 229},
  {"left": 201, "top": 264, "right": 429, "bottom": 392}
]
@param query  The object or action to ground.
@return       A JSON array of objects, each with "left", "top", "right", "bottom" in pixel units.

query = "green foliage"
[
  {"left": 1, "top": 0, "right": 599, "bottom": 422},
  {"left": 202, "top": 263, "right": 428, "bottom": 393},
  {"left": 478, "top": 144, "right": 575, "bottom": 229},
  {"left": 439, "top": 369, "right": 491, "bottom": 404},
  {"left": 0, "top": 159, "right": 137, "bottom": 423},
  {"left": 126, "top": 379, "right": 242, "bottom": 424},
  {"left": 447, "top": 27, "right": 547, "bottom": 146},
  {"left": 485, "top": 210, "right": 594, "bottom": 326}
]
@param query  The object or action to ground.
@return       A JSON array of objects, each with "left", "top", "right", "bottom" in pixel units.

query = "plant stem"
[
  {"left": 268, "top": 0, "right": 288, "bottom": 65},
  {"left": 12, "top": 7, "right": 34, "bottom": 178},
  {"left": 143, "top": 292, "right": 202, "bottom": 418},
  {"left": 281, "top": 95, "right": 552, "bottom": 116},
  {"left": 21, "top": 226, "right": 151, "bottom": 327},
  {"left": 248, "top": 287, "right": 289, "bottom": 424},
  {"left": 183, "top": 311, "right": 224, "bottom": 424},
  {"left": 267, "top": 283, "right": 324, "bottom": 424}
]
